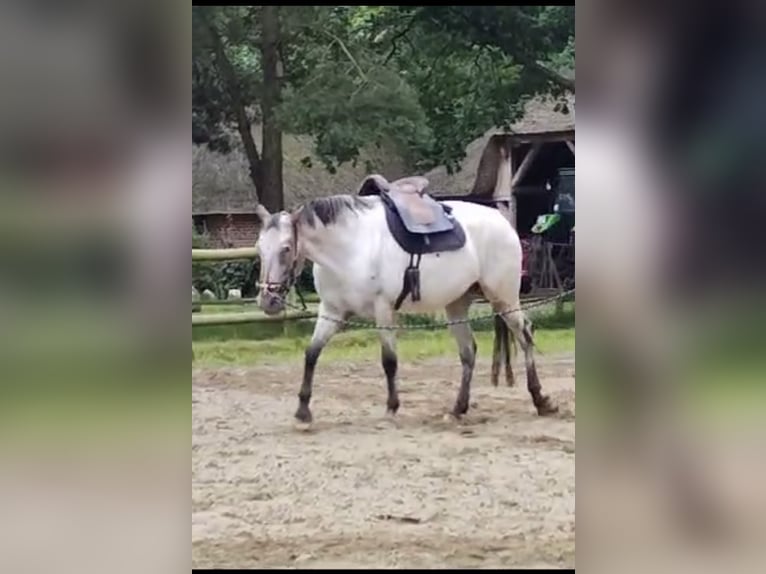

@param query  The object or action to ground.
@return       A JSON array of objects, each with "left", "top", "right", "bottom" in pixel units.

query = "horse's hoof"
[
  {"left": 294, "top": 406, "right": 313, "bottom": 424},
  {"left": 451, "top": 401, "right": 469, "bottom": 418},
  {"left": 536, "top": 396, "right": 559, "bottom": 417},
  {"left": 293, "top": 420, "right": 313, "bottom": 433}
]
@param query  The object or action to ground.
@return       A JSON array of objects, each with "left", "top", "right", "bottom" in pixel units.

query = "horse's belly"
[{"left": 384, "top": 248, "right": 480, "bottom": 312}]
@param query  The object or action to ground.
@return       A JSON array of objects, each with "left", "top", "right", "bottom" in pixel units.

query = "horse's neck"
[{"left": 298, "top": 220, "right": 364, "bottom": 276}]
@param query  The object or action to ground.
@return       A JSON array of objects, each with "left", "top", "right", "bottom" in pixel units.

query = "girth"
[{"left": 378, "top": 192, "right": 466, "bottom": 310}]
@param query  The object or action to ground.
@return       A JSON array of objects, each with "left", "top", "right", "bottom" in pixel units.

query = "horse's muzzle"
[{"left": 259, "top": 287, "right": 286, "bottom": 316}]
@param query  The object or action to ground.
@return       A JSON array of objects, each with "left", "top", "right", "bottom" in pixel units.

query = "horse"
[{"left": 254, "top": 174, "right": 558, "bottom": 424}]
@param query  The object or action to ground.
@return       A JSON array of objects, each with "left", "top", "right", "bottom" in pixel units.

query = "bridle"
[{"left": 258, "top": 218, "right": 307, "bottom": 309}]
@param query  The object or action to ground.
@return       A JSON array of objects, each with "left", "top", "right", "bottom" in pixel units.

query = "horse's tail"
[
  {"left": 492, "top": 314, "right": 518, "bottom": 387},
  {"left": 493, "top": 314, "right": 519, "bottom": 357},
  {"left": 509, "top": 322, "right": 519, "bottom": 357}
]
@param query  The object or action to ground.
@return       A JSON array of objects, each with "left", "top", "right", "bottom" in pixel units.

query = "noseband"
[{"left": 261, "top": 265, "right": 297, "bottom": 297}]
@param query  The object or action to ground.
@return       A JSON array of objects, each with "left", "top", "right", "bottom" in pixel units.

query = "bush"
[
  {"left": 296, "top": 262, "right": 316, "bottom": 293},
  {"left": 191, "top": 224, "right": 317, "bottom": 298},
  {"left": 192, "top": 225, "right": 258, "bottom": 298}
]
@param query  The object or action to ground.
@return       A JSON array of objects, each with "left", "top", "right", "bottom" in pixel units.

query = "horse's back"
[{"left": 442, "top": 200, "right": 521, "bottom": 253}]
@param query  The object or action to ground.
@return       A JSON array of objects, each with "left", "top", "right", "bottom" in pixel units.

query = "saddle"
[{"left": 357, "top": 175, "right": 466, "bottom": 310}]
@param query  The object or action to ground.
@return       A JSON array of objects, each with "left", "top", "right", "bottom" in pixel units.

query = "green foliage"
[
  {"left": 193, "top": 5, "right": 574, "bottom": 189},
  {"left": 192, "top": 225, "right": 257, "bottom": 298},
  {"left": 296, "top": 262, "right": 316, "bottom": 293}
]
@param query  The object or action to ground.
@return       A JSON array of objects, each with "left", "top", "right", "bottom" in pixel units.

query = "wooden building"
[{"left": 426, "top": 94, "right": 575, "bottom": 236}]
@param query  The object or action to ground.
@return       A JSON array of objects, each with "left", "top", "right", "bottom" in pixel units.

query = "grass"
[{"left": 193, "top": 302, "right": 575, "bottom": 366}]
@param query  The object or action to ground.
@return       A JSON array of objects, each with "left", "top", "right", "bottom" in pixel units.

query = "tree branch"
[
  {"left": 383, "top": 13, "right": 419, "bottom": 65},
  {"left": 201, "top": 16, "right": 263, "bottom": 196},
  {"left": 530, "top": 60, "right": 575, "bottom": 92},
  {"left": 450, "top": 7, "right": 575, "bottom": 93},
  {"left": 323, "top": 30, "right": 368, "bottom": 82}
]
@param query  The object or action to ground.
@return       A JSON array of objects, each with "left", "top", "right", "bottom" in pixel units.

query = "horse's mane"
[{"left": 297, "top": 194, "right": 375, "bottom": 228}]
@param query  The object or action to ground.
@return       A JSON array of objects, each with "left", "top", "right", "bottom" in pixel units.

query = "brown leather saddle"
[{"left": 357, "top": 175, "right": 466, "bottom": 309}]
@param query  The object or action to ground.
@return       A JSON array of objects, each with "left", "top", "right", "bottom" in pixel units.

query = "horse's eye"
[{"left": 281, "top": 245, "right": 291, "bottom": 255}]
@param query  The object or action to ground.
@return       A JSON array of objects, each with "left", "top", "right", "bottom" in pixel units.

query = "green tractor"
[
  {"left": 528, "top": 167, "right": 575, "bottom": 291},
  {"left": 531, "top": 167, "right": 575, "bottom": 241}
]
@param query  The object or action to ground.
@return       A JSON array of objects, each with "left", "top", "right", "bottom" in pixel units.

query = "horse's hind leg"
[
  {"left": 446, "top": 295, "right": 476, "bottom": 417},
  {"left": 495, "top": 305, "right": 558, "bottom": 416}
]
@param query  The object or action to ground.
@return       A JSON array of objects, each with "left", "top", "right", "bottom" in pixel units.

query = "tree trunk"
[
  {"left": 260, "top": 6, "right": 284, "bottom": 212},
  {"left": 204, "top": 18, "right": 263, "bottom": 200}
]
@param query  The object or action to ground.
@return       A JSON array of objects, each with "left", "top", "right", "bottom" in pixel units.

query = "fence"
[
  {"left": 192, "top": 248, "right": 570, "bottom": 328},
  {"left": 192, "top": 246, "right": 316, "bottom": 327}
]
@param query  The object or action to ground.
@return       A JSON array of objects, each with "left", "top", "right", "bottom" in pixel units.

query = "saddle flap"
[{"left": 387, "top": 192, "right": 455, "bottom": 234}]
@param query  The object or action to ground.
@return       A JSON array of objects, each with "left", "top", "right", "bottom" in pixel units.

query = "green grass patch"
[
  {"left": 192, "top": 301, "right": 574, "bottom": 366},
  {"left": 193, "top": 324, "right": 575, "bottom": 367}
]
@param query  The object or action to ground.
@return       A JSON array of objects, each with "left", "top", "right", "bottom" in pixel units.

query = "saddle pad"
[
  {"left": 382, "top": 197, "right": 466, "bottom": 255},
  {"left": 387, "top": 191, "right": 455, "bottom": 234}
]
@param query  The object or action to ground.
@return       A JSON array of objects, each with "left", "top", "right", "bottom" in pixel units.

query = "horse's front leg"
[
  {"left": 296, "top": 307, "right": 342, "bottom": 424},
  {"left": 375, "top": 301, "right": 399, "bottom": 415}
]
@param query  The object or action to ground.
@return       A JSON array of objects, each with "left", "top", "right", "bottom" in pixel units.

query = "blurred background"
[
  {"left": 0, "top": 0, "right": 764, "bottom": 571},
  {"left": 0, "top": 1, "right": 188, "bottom": 573},
  {"left": 577, "top": 0, "right": 766, "bottom": 572}
]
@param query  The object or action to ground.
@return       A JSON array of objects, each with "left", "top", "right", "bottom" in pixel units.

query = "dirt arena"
[{"left": 192, "top": 353, "right": 575, "bottom": 569}]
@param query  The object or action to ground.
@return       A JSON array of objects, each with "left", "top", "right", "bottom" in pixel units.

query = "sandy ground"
[{"left": 192, "top": 353, "right": 575, "bottom": 569}]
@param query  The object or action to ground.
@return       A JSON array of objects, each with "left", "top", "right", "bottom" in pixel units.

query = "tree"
[
  {"left": 358, "top": 6, "right": 574, "bottom": 170},
  {"left": 193, "top": 6, "right": 283, "bottom": 211},
  {"left": 259, "top": 6, "right": 284, "bottom": 211},
  {"left": 193, "top": 6, "right": 575, "bottom": 204}
]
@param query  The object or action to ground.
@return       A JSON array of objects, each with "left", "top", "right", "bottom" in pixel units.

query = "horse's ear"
[
  {"left": 391, "top": 176, "right": 429, "bottom": 195},
  {"left": 290, "top": 206, "right": 303, "bottom": 225},
  {"left": 255, "top": 204, "right": 271, "bottom": 224},
  {"left": 357, "top": 174, "right": 390, "bottom": 196}
]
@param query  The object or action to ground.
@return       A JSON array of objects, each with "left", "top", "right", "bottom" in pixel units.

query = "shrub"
[{"left": 192, "top": 224, "right": 258, "bottom": 298}]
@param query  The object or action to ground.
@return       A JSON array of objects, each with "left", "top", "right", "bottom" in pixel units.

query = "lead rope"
[{"left": 279, "top": 287, "right": 575, "bottom": 331}]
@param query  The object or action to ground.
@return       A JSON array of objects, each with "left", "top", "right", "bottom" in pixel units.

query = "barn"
[{"left": 425, "top": 94, "right": 575, "bottom": 238}]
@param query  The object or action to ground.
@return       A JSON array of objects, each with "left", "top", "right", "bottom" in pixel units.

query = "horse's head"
[{"left": 255, "top": 204, "right": 302, "bottom": 315}]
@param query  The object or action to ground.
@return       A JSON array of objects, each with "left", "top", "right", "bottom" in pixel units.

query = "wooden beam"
[
  {"left": 192, "top": 247, "right": 259, "bottom": 261},
  {"left": 511, "top": 143, "right": 542, "bottom": 187},
  {"left": 506, "top": 130, "right": 575, "bottom": 144},
  {"left": 192, "top": 310, "right": 315, "bottom": 326},
  {"left": 566, "top": 140, "right": 575, "bottom": 154},
  {"left": 509, "top": 146, "right": 517, "bottom": 229}
]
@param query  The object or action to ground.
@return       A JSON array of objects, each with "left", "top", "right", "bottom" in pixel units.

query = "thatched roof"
[
  {"left": 193, "top": 125, "right": 409, "bottom": 214},
  {"left": 425, "top": 94, "right": 574, "bottom": 196},
  {"left": 192, "top": 94, "right": 573, "bottom": 213},
  {"left": 510, "top": 94, "right": 574, "bottom": 135}
]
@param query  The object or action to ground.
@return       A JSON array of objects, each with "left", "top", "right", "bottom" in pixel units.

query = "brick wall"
[{"left": 195, "top": 213, "right": 261, "bottom": 248}]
